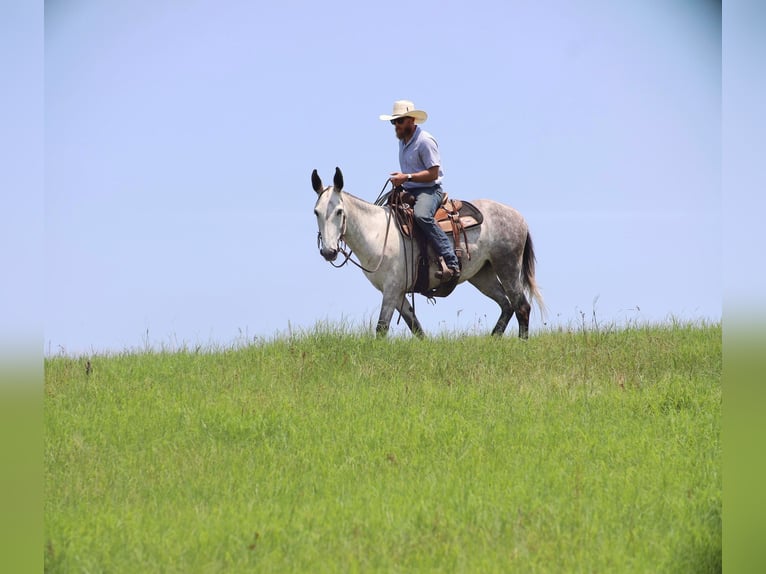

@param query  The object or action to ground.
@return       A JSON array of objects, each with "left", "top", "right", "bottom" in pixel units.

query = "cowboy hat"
[{"left": 379, "top": 100, "right": 428, "bottom": 124}]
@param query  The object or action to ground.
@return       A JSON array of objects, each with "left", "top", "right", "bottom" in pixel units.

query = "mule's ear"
[
  {"left": 333, "top": 167, "right": 344, "bottom": 191},
  {"left": 311, "top": 169, "right": 323, "bottom": 194}
]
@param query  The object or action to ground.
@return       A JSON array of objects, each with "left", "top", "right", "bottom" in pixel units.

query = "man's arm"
[{"left": 389, "top": 165, "right": 440, "bottom": 186}]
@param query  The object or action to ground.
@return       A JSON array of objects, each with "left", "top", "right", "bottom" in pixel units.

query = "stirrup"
[{"left": 435, "top": 257, "right": 460, "bottom": 282}]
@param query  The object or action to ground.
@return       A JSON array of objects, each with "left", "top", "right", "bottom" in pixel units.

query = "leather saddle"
[
  {"left": 387, "top": 188, "right": 484, "bottom": 297},
  {"left": 388, "top": 189, "right": 483, "bottom": 238}
]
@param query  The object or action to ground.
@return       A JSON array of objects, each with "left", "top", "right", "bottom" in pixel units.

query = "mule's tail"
[{"left": 522, "top": 232, "right": 547, "bottom": 319}]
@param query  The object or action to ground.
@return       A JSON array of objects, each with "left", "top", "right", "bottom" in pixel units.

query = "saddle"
[{"left": 387, "top": 188, "right": 484, "bottom": 297}]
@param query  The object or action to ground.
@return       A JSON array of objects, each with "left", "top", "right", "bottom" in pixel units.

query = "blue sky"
[{"left": 42, "top": 0, "right": 724, "bottom": 355}]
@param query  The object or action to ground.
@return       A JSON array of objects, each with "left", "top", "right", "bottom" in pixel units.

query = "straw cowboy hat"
[{"left": 379, "top": 100, "right": 428, "bottom": 124}]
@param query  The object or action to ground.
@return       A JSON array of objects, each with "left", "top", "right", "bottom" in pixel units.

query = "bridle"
[{"left": 316, "top": 180, "right": 395, "bottom": 273}]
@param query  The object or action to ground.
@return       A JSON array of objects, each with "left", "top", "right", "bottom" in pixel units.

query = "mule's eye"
[{"left": 336, "top": 208, "right": 343, "bottom": 217}]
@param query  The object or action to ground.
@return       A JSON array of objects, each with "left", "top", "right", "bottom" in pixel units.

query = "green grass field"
[{"left": 44, "top": 322, "right": 721, "bottom": 572}]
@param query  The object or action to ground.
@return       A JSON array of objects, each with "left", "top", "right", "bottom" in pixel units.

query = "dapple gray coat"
[{"left": 312, "top": 168, "right": 545, "bottom": 338}]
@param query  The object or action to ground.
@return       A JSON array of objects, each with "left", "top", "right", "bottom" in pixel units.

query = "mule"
[{"left": 312, "top": 167, "right": 544, "bottom": 338}]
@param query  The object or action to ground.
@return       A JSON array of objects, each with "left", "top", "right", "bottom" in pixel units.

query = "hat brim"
[{"left": 379, "top": 110, "right": 428, "bottom": 124}]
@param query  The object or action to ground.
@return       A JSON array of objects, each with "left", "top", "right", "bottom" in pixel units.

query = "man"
[{"left": 380, "top": 100, "right": 461, "bottom": 282}]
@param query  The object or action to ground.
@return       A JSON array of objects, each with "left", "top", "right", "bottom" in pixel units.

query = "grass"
[{"left": 44, "top": 321, "right": 721, "bottom": 572}]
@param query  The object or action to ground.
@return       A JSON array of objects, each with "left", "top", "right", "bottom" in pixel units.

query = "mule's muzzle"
[
  {"left": 317, "top": 232, "right": 338, "bottom": 261},
  {"left": 321, "top": 247, "right": 339, "bottom": 261}
]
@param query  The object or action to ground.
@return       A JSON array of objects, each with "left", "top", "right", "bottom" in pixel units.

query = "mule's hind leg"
[
  {"left": 492, "top": 260, "right": 532, "bottom": 339},
  {"left": 468, "top": 263, "right": 514, "bottom": 336}
]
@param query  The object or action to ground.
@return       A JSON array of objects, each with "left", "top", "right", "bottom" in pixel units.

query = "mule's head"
[{"left": 312, "top": 167, "right": 346, "bottom": 262}]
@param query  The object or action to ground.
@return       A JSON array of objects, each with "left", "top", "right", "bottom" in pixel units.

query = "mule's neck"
[{"left": 341, "top": 191, "right": 393, "bottom": 267}]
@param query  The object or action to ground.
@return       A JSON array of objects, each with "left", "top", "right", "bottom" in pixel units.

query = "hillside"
[{"left": 45, "top": 322, "right": 721, "bottom": 572}]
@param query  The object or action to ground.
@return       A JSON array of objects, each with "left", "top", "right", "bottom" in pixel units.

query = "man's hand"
[{"left": 389, "top": 172, "right": 409, "bottom": 187}]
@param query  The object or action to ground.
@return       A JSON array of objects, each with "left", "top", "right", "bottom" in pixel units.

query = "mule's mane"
[
  {"left": 339, "top": 189, "right": 387, "bottom": 218},
  {"left": 318, "top": 186, "right": 380, "bottom": 206}
]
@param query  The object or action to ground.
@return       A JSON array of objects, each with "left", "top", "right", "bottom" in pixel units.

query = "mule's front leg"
[
  {"left": 398, "top": 297, "right": 425, "bottom": 338},
  {"left": 376, "top": 295, "right": 398, "bottom": 337}
]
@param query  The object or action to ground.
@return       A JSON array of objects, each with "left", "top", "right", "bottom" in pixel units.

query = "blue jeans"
[{"left": 410, "top": 185, "right": 460, "bottom": 268}]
